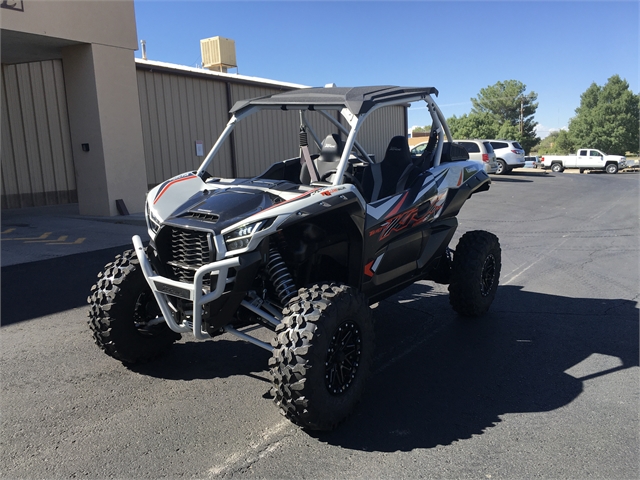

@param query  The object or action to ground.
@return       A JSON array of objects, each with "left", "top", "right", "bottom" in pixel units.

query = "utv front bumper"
[{"left": 132, "top": 235, "right": 242, "bottom": 340}]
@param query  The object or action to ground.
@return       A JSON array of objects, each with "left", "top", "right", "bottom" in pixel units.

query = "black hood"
[{"left": 163, "top": 187, "right": 278, "bottom": 233}]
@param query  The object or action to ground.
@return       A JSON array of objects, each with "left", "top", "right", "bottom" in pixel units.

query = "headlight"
[
  {"left": 146, "top": 200, "right": 162, "bottom": 234},
  {"left": 223, "top": 221, "right": 263, "bottom": 251}
]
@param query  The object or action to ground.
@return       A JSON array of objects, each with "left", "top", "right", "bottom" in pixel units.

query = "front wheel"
[
  {"left": 88, "top": 249, "right": 180, "bottom": 364},
  {"left": 269, "top": 283, "right": 374, "bottom": 431},
  {"left": 449, "top": 231, "right": 501, "bottom": 317},
  {"left": 605, "top": 163, "right": 618, "bottom": 174}
]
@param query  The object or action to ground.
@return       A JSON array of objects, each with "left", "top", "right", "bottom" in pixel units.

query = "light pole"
[{"left": 520, "top": 97, "right": 524, "bottom": 136}]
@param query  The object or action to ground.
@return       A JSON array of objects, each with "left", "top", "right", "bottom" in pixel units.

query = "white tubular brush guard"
[{"left": 132, "top": 235, "right": 241, "bottom": 340}]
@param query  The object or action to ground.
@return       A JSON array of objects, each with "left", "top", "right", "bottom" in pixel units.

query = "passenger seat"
[{"left": 361, "top": 136, "right": 420, "bottom": 203}]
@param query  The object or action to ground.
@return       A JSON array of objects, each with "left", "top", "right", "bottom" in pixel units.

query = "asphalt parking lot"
[{"left": 1, "top": 169, "right": 638, "bottom": 479}]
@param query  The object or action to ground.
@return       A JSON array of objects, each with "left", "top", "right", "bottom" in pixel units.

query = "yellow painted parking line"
[
  {"left": 25, "top": 235, "right": 68, "bottom": 243},
  {"left": 47, "top": 237, "right": 85, "bottom": 245},
  {"left": 1, "top": 230, "right": 86, "bottom": 245},
  {"left": 1, "top": 232, "right": 52, "bottom": 241}
]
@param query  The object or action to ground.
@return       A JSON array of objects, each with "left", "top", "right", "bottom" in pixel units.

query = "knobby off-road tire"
[
  {"left": 269, "top": 283, "right": 374, "bottom": 431},
  {"left": 88, "top": 249, "right": 180, "bottom": 364},
  {"left": 449, "top": 231, "right": 501, "bottom": 317}
]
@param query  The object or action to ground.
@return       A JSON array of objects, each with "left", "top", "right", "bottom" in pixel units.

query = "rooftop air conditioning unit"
[{"left": 200, "top": 36, "right": 237, "bottom": 73}]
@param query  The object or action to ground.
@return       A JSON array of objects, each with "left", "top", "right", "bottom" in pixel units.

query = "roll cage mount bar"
[{"left": 196, "top": 93, "right": 451, "bottom": 188}]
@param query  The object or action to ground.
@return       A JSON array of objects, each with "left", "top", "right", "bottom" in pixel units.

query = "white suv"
[
  {"left": 454, "top": 140, "right": 498, "bottom": 174},
  {"left": 487, "top": 140, "right": 525, "bottom": 174}
]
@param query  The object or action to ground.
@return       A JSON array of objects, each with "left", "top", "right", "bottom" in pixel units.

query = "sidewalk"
[{"left": 1, "top": 204, "right": 148, "bottom": 267}]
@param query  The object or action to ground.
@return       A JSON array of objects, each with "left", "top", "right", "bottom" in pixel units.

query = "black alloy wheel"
[
  {"left": 325, "top": 320, "right": 362, "bottom": 395},
  {"left": 480, "top": 254, "right": 497, "bottom": 297}
]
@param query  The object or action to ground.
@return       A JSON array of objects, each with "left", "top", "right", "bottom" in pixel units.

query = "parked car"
[
  {"left": 454, "top": 140, "right": 499, "bottom": 174},
  {"left": 622, "top": 158, "right": 639, "bottom": 171},
  {"left": 487, "top": 140, "right": 525, "bottom": 174},
  {"left": 524, "top": 155, "right": 540, "bottom": 168},
  {"left": 540, "top": 149, "right": 626, "bottom": 174},
  {"left": 410, "top": 141, "right": 429, "bottom": 157}
]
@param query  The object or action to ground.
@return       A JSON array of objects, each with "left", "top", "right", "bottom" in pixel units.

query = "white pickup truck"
[{"left": 540, "top": 149, "right": 627, "bottom": 174}]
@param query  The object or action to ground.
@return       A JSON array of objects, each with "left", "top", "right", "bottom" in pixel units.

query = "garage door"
[{"left": 1, "top": 60, "right": 77, "bottom": 209}]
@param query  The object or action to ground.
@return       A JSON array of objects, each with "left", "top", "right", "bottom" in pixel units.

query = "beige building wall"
[
  {"left": 409, "top": 132, "right": 430, "bottom": 147},
  {"left": 1, "top": 60, "right": 76, "bottom": 209},
  {"left": 0, "top": 0, "right": 137, "bottom": 52},
  {"left": 230, "top": 83, "right": 299, "bottom": 177},
  {"left": 137, "top": 63, "right": 408, "bottom": 183},
  {"left": 136, "top": 67, "right": 234, "bottom": 186},
  {"left": 2, "top": 0, "right": 408, "bottom": 212},
  {"left": 136, "top": 64, "right": 302, "bottom": 182},
  {"left": 1, "top": 0, "right": 146, "bottom": 215},
  {"left": 62, "top": 43, "right": 147, "bottom": 215}
]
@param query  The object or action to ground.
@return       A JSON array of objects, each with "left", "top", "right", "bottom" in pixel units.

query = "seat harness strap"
[{"left": 299, "top": 126, "right": 319, "bottom": 183}]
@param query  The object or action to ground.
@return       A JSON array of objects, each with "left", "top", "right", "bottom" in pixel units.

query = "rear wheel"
[
  {"left": 449, "top": 231, "right": 501, "bottom": 317},
  {"left": 495, "top": 159, "right": 507, "bottom": 175},
  {"left": 605, "top": 163, "right": 618, "bottom": 174},
  {"left": 551, "top": 163, "right": 563, "bottom": 173},
  {"left": 88, "top": 249, "right": 180, "bottom": 364},
  {"left": 269, "top": 283, "right": 374, "bottom": 431}
]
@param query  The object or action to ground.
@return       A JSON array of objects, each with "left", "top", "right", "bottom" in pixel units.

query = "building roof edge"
[{"left": 134, "top": 58, "right": 309, "bottom": 89}]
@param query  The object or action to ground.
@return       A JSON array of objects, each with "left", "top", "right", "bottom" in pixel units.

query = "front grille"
[{"left": 166, "top": 227, "right": 214, "bottom": 286}]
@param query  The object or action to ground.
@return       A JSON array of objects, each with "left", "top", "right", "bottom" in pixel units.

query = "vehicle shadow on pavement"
[
  {"left": 489, "top": 177, "right": 534, "bottom": 183},
  {"left": 1, "top": 245, "right": 132, "bottom": 326},
  {"left": 503, "top": 171, "right": 550, "bottom": 177},
  {"left": 128, "top": 338, "right": 271, "bottom": 382},
  {"left": 315, "top": 284, "right": 639, "bottom": 452}
]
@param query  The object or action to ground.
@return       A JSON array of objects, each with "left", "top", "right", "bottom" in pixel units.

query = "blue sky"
[{"left": 134, "top": 1, "right": 639, "bottom": 138}]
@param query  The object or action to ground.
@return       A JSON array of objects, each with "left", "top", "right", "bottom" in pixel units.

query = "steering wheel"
[{"left": 319, "top": 170, "right": 363, "bottom": 193}]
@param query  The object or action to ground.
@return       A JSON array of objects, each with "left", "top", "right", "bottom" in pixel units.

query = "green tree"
[
  {"left": 412, "top": 125, "right": 431, "bottom": 133},
  {"left": 554, "top": 130, "right": 576, "bottom": 154},
  {"left": 447, "top": 112, "right": 499, "bottom": 139},
  {"left": 470, "top": 80, "right": 539, "bottom": 152},
  {"left": 536, "top": 131, "right": 557, "bottom": 154},
  {"left": 537, "top": 130, "right": 575, "bottom": 155},
  {"left": 568, "top": 75, "right": 639, "bottom": 154},
  {"left": 532, "top": 131, "right": 557, "bottom": 154},
  {"left": 445, "top": 80, "right": 540, "bottom": 152}
]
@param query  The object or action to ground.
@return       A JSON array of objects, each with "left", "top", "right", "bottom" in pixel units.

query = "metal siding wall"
[
  {"left": 356, "top": 105, "right": 406, "bottom": 162},
  {"left": 230, "top": 84, "right": 298, "bottom": 177},
  {"left": 1, "top": 60, "right": 76, "bottom": 209},
  {"left": 136, "top": 68, "right": 233, "bottom": 187},
  {"left": 229, "top": 84, "right": 345, "bottom": 178},
  {"left": 137, "top": 70, "right": 408, "bottom": 185},
  {"left": 226, "top": 101, "right": 405, "bottom": 176}
]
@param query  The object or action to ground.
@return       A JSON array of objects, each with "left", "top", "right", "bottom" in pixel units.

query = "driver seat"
[{"left": 299, "top": 134, "right": 345, "bottom": 184}]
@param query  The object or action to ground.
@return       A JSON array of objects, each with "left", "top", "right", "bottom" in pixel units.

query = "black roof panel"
[{"left": 230, "top": 86, "right": 439, "bottom": 116}]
